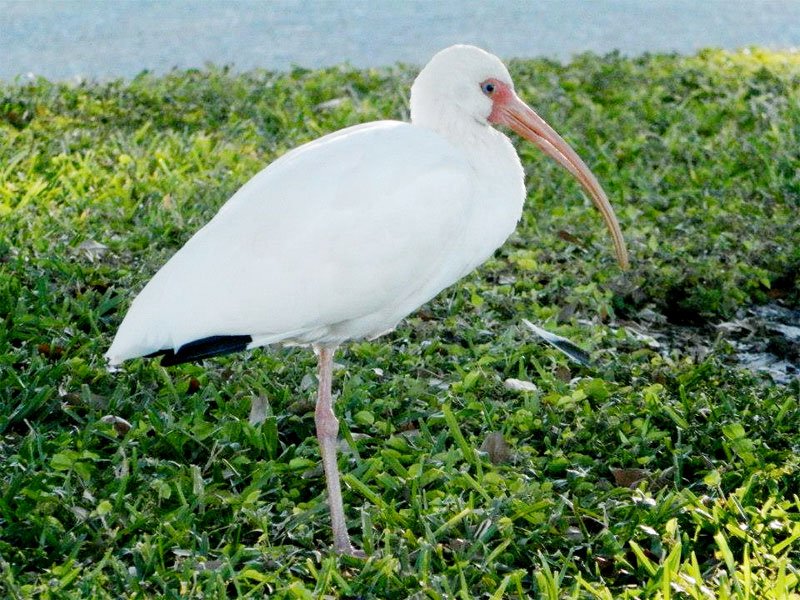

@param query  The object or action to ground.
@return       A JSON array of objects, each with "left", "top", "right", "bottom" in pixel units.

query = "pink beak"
[{"left": 493, "top": 93, "right": 629, "bottom": 269}]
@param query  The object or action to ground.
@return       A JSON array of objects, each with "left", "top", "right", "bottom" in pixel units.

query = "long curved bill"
[{"left": 494, "top": 94, "right": 629, "bottom": 269}]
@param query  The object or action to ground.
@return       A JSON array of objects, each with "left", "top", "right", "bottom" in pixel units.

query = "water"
[
  {"left": 731, "top": 304, "right": 800, "bottom": 384},
  {"left": 2, "top": 0, "right": 799, "bottom": 81},
  {"left": 631, "top": 303, "right": 800, "bottom": 385}
]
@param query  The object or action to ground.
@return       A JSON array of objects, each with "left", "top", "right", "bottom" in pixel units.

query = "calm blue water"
[{"left": 1, "top": 0, "right": 799, "bottom": 81}]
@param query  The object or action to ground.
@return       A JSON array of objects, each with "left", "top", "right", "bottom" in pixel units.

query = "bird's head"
[
  {"left": 411, "top": 44, "right": 513, "bottom": 127},
  {"left": 411, "top": 45, "right": 629, "bottom": 269}
]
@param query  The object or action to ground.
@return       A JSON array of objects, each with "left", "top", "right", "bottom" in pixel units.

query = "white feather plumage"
[
  {"left": 105, "top": 44, "right": 627, "bottom": 555},
  {"left": 106, "top": 59, "right": 525, "bottom": 365}
]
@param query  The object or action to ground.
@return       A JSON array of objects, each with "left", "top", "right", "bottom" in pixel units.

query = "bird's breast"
[{"left": 454, "top": 131, "right": 527, "bottom": 276}]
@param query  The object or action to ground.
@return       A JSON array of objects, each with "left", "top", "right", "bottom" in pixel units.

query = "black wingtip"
[{"left": 146, "top": 334, "right": 253, "bottom": 366}]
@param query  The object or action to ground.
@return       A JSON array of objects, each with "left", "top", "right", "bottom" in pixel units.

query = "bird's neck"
[
  {"left": 413, "top": 103, "right": 479, "bottom": 138},
  {"left": 412, "top": 105, "right": 526, "bottom": 279},
  {"left": 412, "top": 106, "right": 512, "bottom": 168}
]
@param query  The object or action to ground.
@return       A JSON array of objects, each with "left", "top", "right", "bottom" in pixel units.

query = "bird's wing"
[{"left": 107, "top": 121, "right": 476, "bottom": 362}]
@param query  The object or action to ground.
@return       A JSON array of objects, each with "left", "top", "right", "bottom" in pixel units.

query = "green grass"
[{"left": 1, "top": 49, "right": 799, "bottom": 598}]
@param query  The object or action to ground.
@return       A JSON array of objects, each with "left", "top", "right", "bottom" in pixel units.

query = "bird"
[{"left": 106, "top": 44, "right": 629, "bottom": 557}]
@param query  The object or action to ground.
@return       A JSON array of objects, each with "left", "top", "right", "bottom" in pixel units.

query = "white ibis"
[{"left": 106, "top": 45, "right": 629, "bottom": 556}]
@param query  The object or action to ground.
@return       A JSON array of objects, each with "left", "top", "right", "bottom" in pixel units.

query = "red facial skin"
[{"left": 484, "top": 78, "right": 515, "bottom": 123}]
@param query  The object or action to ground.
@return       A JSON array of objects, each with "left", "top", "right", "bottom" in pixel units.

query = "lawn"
[{"left": 0, "top": 49, "right": 798, "bottom": 598}]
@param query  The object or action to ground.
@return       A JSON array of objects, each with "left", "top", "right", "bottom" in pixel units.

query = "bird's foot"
[{"left": 335, "top": 542, "right": 367, "bottom": 558}]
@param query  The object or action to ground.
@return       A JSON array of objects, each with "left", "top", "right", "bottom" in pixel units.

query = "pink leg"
[{"left": 314, "top": 345, "right": 364, "bottom": 556}]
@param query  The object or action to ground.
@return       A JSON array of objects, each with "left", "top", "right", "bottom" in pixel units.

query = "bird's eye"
[{"left": 481, "top": 82, "right": 495, "bottom": 96}]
